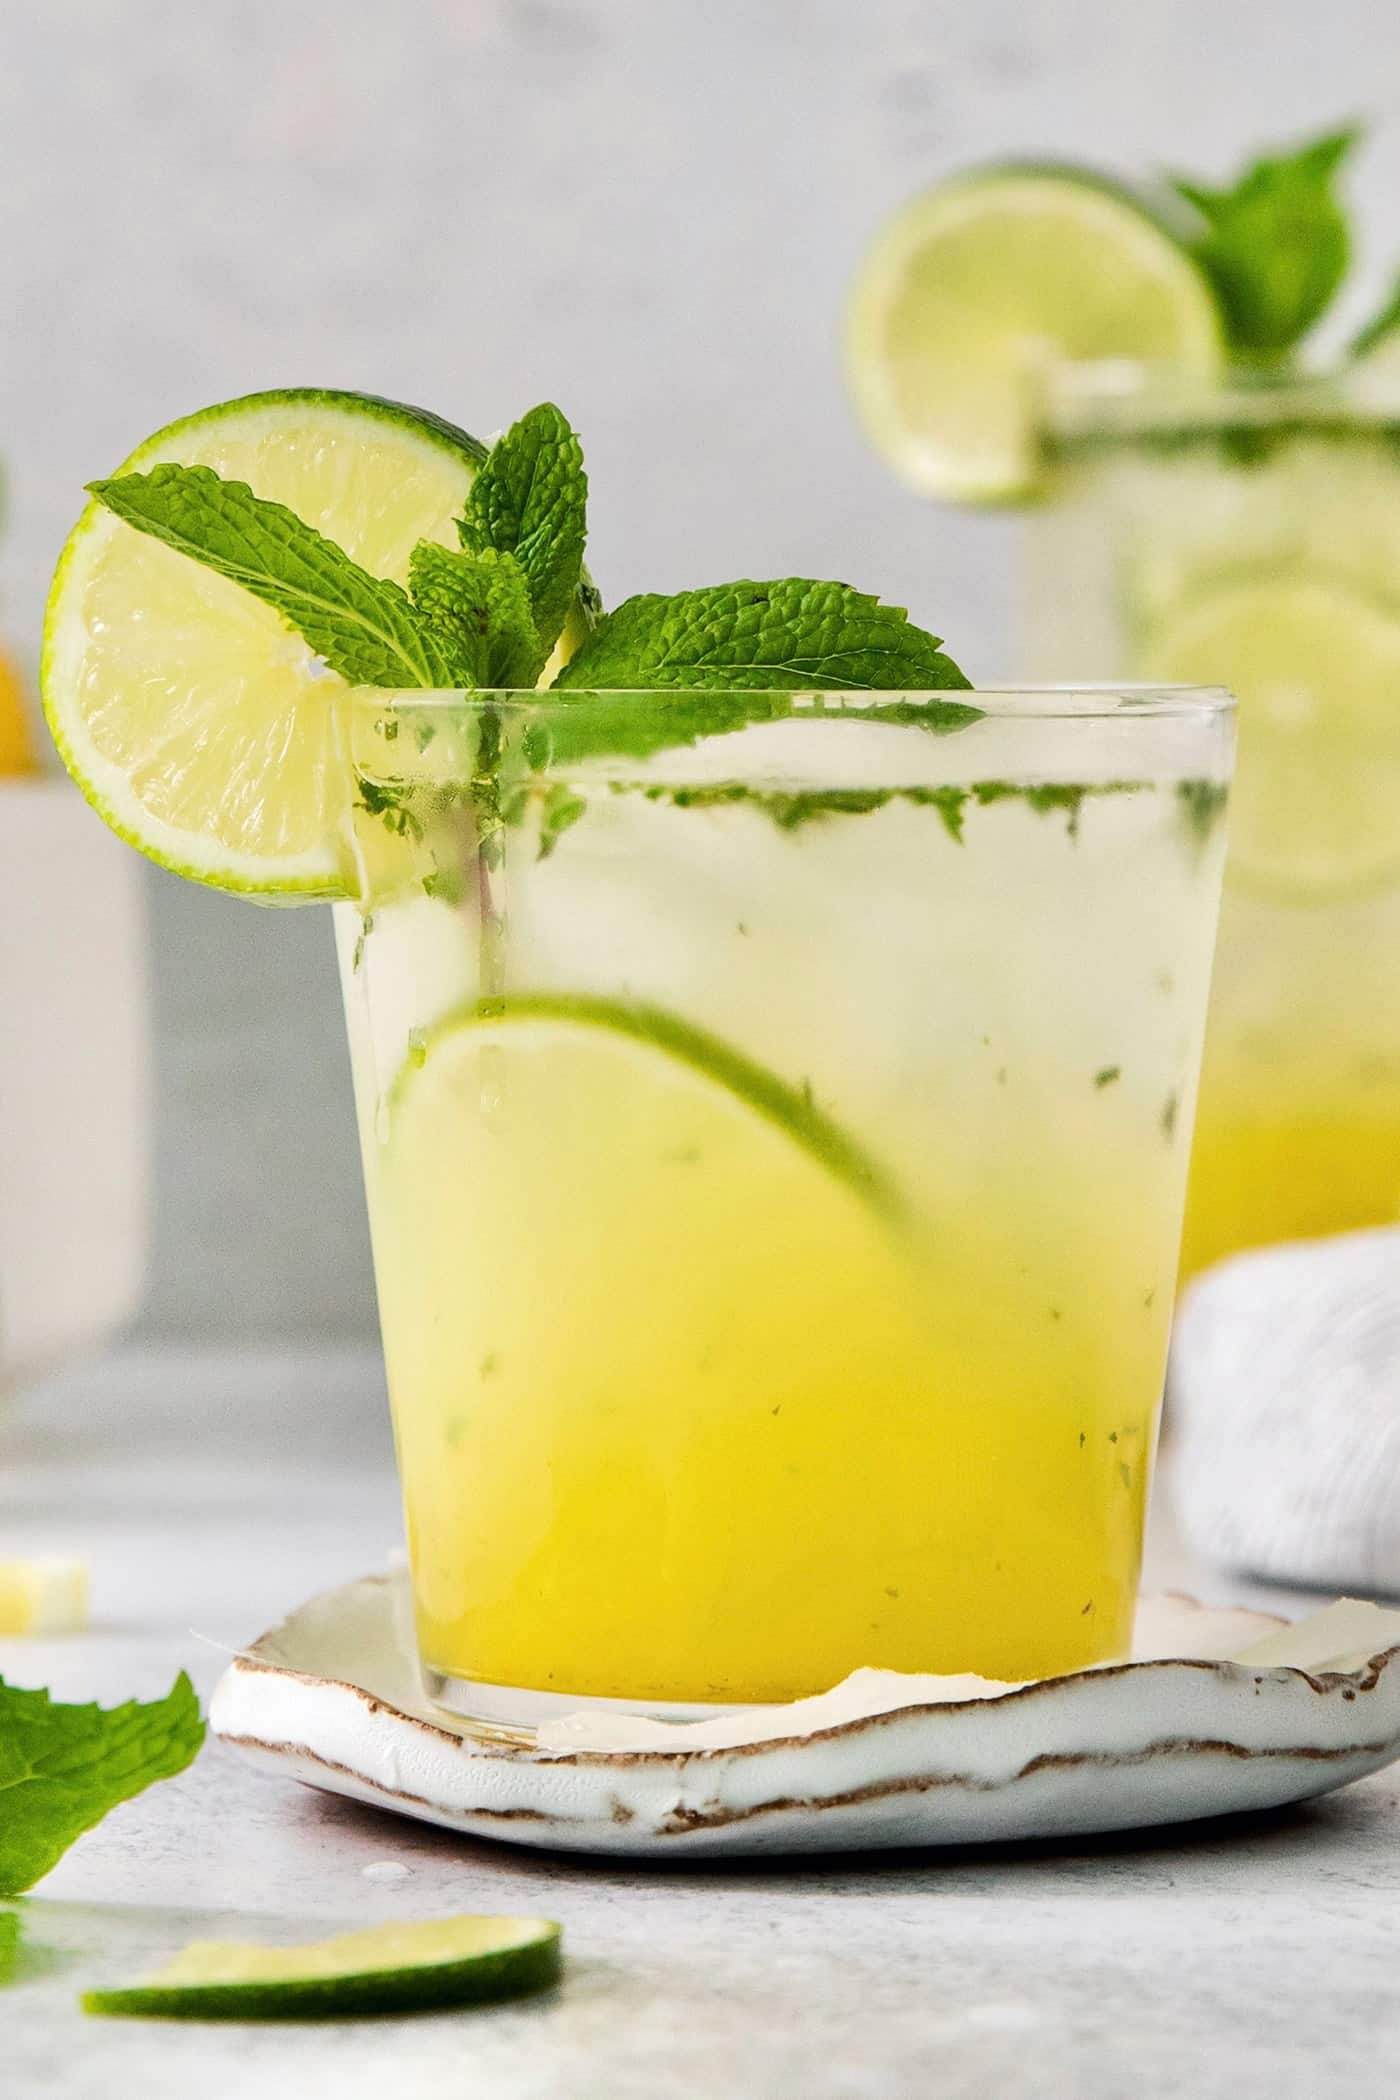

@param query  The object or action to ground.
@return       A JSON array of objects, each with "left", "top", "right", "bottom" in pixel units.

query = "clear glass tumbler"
[
  {"left": 335, "top": 683, "right": 1232, "bottom": 1729},
  {"left": 1028, "top": 364, "right": 1400, "bottom": 1278}
]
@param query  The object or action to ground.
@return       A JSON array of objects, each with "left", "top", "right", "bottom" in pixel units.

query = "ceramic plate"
[{"left": 210, "top": 1578, "right": 1400, "bottom": 1857}]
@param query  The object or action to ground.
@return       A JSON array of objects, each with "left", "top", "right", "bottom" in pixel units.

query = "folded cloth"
[{"left": 1168, "top": 1225, "right": 1400, "bottom": 1594}]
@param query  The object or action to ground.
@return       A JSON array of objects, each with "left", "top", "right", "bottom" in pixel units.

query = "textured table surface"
[{"left": 3, "top": 1347, "right": 1398, "bottom": 2100}]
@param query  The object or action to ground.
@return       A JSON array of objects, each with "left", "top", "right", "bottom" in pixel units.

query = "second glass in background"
[{"left": 1028, "top": 366, "right": 1400, "bottom": 1277}]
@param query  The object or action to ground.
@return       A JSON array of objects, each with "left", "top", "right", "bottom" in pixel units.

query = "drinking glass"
[{"left": 335, "top": 683, "right": 1231, "bottom": 1728}]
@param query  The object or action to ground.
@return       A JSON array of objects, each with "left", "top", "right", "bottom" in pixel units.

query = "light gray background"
[{"left": 3, "top": 0, "right": 1397, "bottom": 1340}]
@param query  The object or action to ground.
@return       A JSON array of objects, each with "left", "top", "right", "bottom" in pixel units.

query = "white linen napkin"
[{"left": 1169, "top": 1224, "right": 1400, "bottom": 1592}]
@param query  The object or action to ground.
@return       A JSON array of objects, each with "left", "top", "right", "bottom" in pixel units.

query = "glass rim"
[
  {"left": 347, "top": 683, "right": 1235, "bottom": 722},
  {"left": 1039, "top": 356, "right": 1400, "bottom": 441}
]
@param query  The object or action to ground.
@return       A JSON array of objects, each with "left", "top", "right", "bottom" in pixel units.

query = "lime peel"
[
  {"left": 394, "top": 992, "right": 905, "bottom": 1220},
  {"left": 81, "top": 1914, "right": 562, "bottom": 2020}
]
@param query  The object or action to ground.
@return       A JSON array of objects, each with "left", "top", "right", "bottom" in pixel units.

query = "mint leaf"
[
  {"left": 0, "top": 1673, "right": 204, "bottom": 1895},
  {"left": 551, "top": 579, "right": 970, "bottom": 692},
  {"left": 0, "top": 1908, "right": 18, "bottom": 1980},
  {"left": 537, "top": 781, "right": 587, "bottom": 859},
  {"left": 90, "top": 465, "right": 470, "bottom": 688},
  {"left": 532, "top": 687, "right": 980, "bottom": 770},
  {"left": 459, "top": 403, "right": 586, "bottom": 664},
  {"left": 533, "top": 688, "right": 794, "bottom": 764},
  {"left": 408, "top": 542, "right": 538, "bottom": 686},
  {"left": 1169, "top": 125, "right": 1360, "bottom": 359},
  {"left": 1350, "top": 268, "right": 1400, "bottom": 360}
]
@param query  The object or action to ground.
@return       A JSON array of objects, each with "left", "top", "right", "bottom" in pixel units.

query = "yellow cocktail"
[{"left": 338, "top": 686, "right": 1230, "bottom": 1724}]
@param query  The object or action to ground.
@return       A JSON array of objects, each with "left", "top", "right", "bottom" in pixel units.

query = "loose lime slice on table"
[
  {"left": 846, "top": 166, "right": 1223, "bottom": 503},
  {"left": 42, "top": 389, "right": 591, "bottom": 902},
  {"left": 82, "top": 1914, "right": 561, "bottom": 2020},
  {"left": 1140, "top": 572, "right": 1400, "bottom": 901}
]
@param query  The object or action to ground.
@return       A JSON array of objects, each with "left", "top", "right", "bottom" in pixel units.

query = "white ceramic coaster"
[{"left": 209, "top": 1580, "right": 1400, "bottom": 1858}]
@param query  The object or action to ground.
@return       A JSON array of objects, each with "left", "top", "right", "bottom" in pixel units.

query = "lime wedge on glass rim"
[
  {"left": 81, "top": 1914, "right": 561, "bottom": 2020},
  {"left": 845, "top": 164, "right": 1223, "bottom": 504},
  {"left": 1138, "top": 570, "right": 1400, "bottom": 902},
  {"left": 41, "top": 389, "right": 592, "bottom": 902}
]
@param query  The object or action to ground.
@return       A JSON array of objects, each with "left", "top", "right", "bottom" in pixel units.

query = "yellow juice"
[{"left": 337, "top": 689, "right": 1229, "bottom": 1721}]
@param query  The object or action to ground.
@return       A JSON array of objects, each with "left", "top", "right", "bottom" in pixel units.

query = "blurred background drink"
[
  {"left": 1027, "top": 365, "right": 1400, "bottom": 1277},
  {"left": 848, "top": 127, "right": 1400, "bottom": 1283}
]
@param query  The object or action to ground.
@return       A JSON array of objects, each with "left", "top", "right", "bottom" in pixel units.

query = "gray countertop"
[{"left": 3, "top": 1348, "right": 1397, "bottom": 2099}]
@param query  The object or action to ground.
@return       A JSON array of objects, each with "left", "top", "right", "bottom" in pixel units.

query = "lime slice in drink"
[
  {"left": 42, "top": 390, "right": 591, "bottom": 902},
  {"left": 393, "top": 994, "right": 902, "bottom": 1218},
  {"left": 1140, "top": 572, "right": 1400, "bottom": 901},
  {"left": 81, "top": 1915, "right": 561, "bottom": 2020},
  {"left": 845, "top": 166, "right": 1222, "bottom": 503}
]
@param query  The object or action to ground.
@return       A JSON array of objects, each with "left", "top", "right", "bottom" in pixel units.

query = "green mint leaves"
[
  {"left": 458, "top": 402, "right": 588, "bottom": 668},
  {"left": 540, "top": 579, "right": 975, "bottom": 767},
  {"left": 552, "top": 580, "right": 970, "bottom": 693},
  {"left": 89, "top": 465, "right": 469, "bottom": 689},
  {"left": 1169, "top": 125, "right": 1359, "bottom": 361},
  {"left": 90, "top": 404, "right": 974, "bottom": 740},
  {"left": 401, "top": 402, "right": 593, "bottom": 689},
  {"left": 0, "top": 1672, "right": 204, "bottom": 1895},
  {"left": 408, "top": 542, "right": 538, "bottom": 687},
  {"left": 536, "top": 689, "right": 980, "bottom": 771},
  {"left": 89, "top": 402, "right": 592, "bottom": 696}
]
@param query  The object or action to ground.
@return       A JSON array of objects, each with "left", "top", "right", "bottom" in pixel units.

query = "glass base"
[{"left": 421, "top": 1664, "right": 745, "bottom": 1742}]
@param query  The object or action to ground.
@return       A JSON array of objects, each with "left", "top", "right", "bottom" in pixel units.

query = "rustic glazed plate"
[{"left": 209, "top": 1578, "right": 1400, "bottom": 1857}]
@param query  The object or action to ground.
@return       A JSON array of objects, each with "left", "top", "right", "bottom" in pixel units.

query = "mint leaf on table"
[
  {"left": 408, "top": 542, "right": 538, "bottom": 687},
  {"left": 551, "top": 579, "right": 971, "bottom": 693},
  {"left": 1350, "top": 269, "right": 1400, "bottom": 360},
  {"left": 90, "top": 465, "right": 472, "bottom": 689},
  {"left": 0, "top": 1907, "right": 19, "bottom": 1980},
  {"left": 458, "top": 403, "right": 587, "bottom": 668},
  {"left": 1168, "top": 125, "right": 1360, "bottom": 360},
  {"left": 0, "top": 1673, "right": 204, "bottom": 1896}
]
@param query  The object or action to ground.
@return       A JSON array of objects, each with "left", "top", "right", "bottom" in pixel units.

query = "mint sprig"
[
  {"left": 89, "top": 405, "right": 595, "bottom": 696},
  {"left": 89, "top": 466, "right": 471, "bottom": 689},
  {"left": 552, "top": 580, "right": 970, "bottom": 692},
  {"left": 407, "top": 541, "right": 538, "bottom": 686},
  {"left": 459, "top": 402, "right": 588, "bottom": 669},
  {"left": 90, "top": 415, "right": 973, "bottom": 729},
  {"left": 1168, "top": 125, "right": 1360, "bottom": 361},
  {"left": 0, "top": 1672, "right": 204, "bottom": 1895}
]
